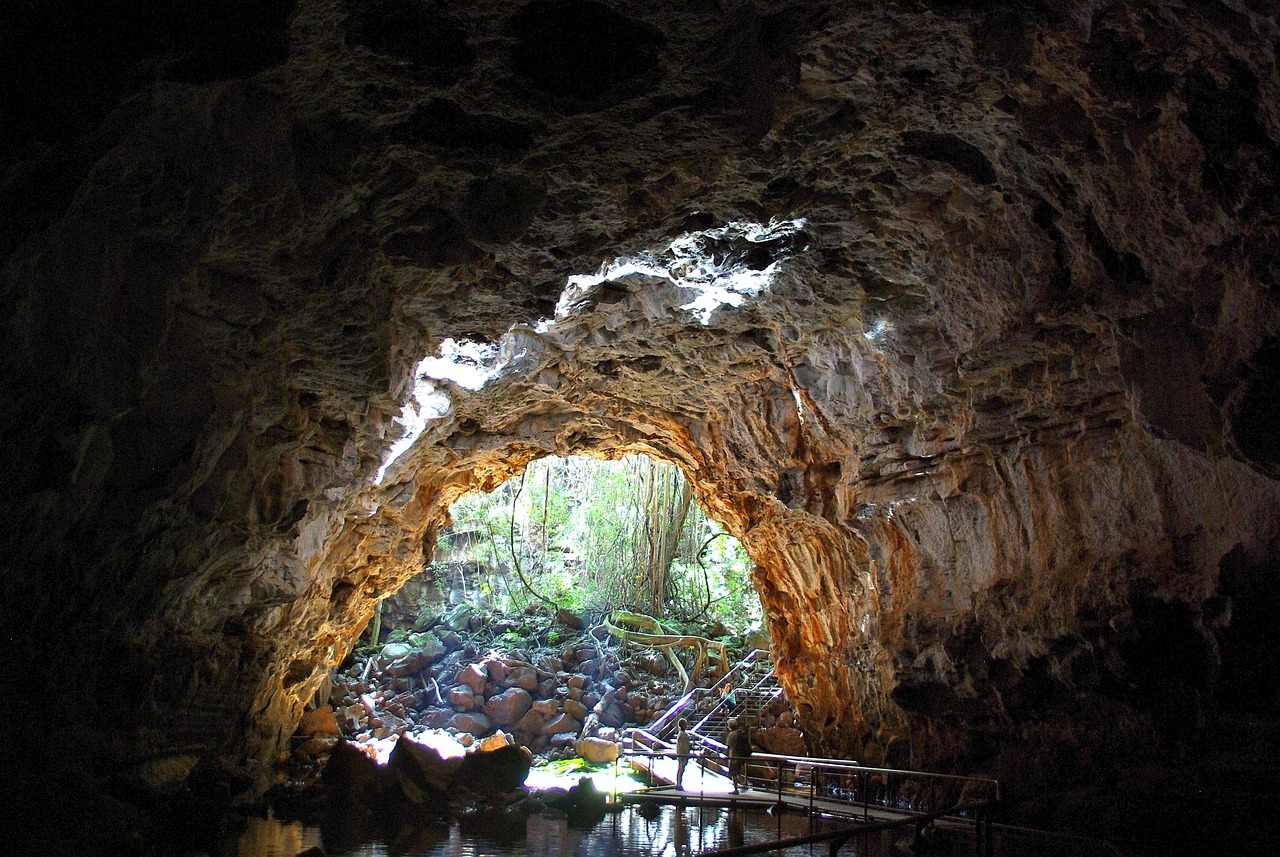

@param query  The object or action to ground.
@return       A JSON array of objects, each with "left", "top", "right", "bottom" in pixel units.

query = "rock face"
[{"left": 3, "top": 0, "right": 1280, "bottom": 848}]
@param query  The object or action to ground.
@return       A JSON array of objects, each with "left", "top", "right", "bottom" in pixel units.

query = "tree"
[{"left": 434, "top": 454, "right": 759, "bottom": 632}]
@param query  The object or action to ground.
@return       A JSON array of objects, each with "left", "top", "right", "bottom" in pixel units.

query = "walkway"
[{"left": 615, "top": 650, "right": 1119, "bottom": 856}]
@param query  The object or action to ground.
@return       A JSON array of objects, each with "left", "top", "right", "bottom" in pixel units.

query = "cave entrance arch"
[{"left": 245, "top": 218, "right": 896, "bottom": 772}]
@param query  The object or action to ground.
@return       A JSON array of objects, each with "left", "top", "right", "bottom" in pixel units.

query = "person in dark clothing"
[{"left": 725, "top": 718, "right": 753, "bottom": 793}]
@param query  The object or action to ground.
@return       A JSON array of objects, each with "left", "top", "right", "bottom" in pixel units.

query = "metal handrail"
[
  {"left": 649, "top": 648, "right": 768, "bottom": 738},
  {"left": 620, "top": 745, "right": 1120, "bottom": 857},
  {"left": 690, "top": 681, "right": 780, "bottom": 736},
  {"left": 622, "top": 743, "right": 1001, "bottom": 818}
]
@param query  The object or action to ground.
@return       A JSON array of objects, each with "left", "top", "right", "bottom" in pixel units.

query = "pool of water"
[{"left": 219, "top": 803, "right": 848, "bottom": 857}]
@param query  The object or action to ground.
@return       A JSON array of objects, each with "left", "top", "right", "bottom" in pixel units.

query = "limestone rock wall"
[{"left": 3, "top": 0, "right": 1279, "bottom": 807}]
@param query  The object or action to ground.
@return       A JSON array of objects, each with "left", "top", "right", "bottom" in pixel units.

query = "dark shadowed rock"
[{"left": 454, "top": 743, "right": 532, "bottom": 794}]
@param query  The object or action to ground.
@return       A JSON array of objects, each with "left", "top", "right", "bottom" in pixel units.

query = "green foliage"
[{"left": 434, "top": 455, "right": 760, "bottom": 632}]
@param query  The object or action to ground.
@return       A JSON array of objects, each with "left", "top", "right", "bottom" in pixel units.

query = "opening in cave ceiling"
[{"left": 373, "top": 218, "right": 809, "bottom": 486}]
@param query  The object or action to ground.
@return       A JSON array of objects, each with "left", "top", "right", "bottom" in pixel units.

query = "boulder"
[
  {"left": 532, "top": 698, "right": 561, "bottom": 717},
  {"left": 563, "top": 698, "right": 589, "bottom": 721},
  {"left": 484, "top": 657, "right": 508, "bottom": 684},
  {"left": 442, "top": 604, "right": 473, "bottom": 632},
  {"left": 295, "top": 735, "right": 340, "bottom": 758},
  {"left": 448, "top": 685, "right": 476, "bottom": 710},
  {"left": 338, "top": 703, "right": 366, "bottom": 732},
  {"left": 556, "top": 608, "right": 586, "bottom": 630},
  {"left": 575, "top": 737, "right": 621, "bottom": 764},
  {"left": 381, "top": 642, "right": 414, "bottom": 660},
  {"left": 514, "top": 708, "right": 547, "bottom": 735},
  {"left": 298, "top": 704, "right": 340, "bottom": 736},
  {"left": 479, "top": 731, "right": 512, "bottom": 751},
  {"left": 420, "top": 708, "right": 452, "bottom": 728},
  {"left": 458, "top": 663, "right": 488, "bottom": 694},
  {"left": 540, "top": 713, "right": 583, "bottom": 736},
  {"left": 448, "top": 712, "right": 494, "bottom": 736},
  {"left": 411, "top": 632, "right": 448, "bottom": 658},
  {"left": 593, "top": 689, "right": 625, "bottom": 726},
  {"left": 322, "top": 741, "right": 382, "bottom": 801},
  {"left": 386, "top": 732, "right": 465, "bottom": 802},
  {"left": 386, "top": 647, "right": 438, "bottom": 677},
  {"left": 454, "top": 743, "right": 533, "bottom": 794},
  {"left": 503, "top": 665, "right": 539, "bottom": 691},
  {"left": 484, "top": 687, "right": 533, "bottom": 726},
  {"left": 756, "top": 726, "right": 807, "bottom": 756}
]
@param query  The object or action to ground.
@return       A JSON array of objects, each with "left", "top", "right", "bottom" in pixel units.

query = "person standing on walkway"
[
  {"left": 726, "top": 718, "right": 753, "bottom": 793},
  {"left": 676, "top": 718, "right": 692, "bottom": 788}
]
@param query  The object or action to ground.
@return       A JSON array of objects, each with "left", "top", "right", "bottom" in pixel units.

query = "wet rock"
[
  {"left": 484, "top": 687, "right": 533, "bottom": 727},
  {"left": 322, "top": 741, "right": 381, "bottom": 802},
  {"left": 454, "top": 744, "right": 533, "bottom": 794},
  {"left": 386, "top": 733, "right": 462, "bottom": 802}
]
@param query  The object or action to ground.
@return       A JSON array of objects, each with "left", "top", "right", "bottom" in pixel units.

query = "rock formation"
[{"left": 3, "top": 0, "right": 1278, "bottom": 850}]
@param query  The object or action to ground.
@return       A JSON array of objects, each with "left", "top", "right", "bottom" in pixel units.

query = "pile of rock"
[{"left": 295, "top": 615, "right": 691, "bottom": 772}]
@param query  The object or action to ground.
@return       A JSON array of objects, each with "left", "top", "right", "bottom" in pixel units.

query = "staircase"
[
  {"left": 689, "top": 658, "right": 781, "bottom": 746},
  {"left": 645, "top": 648, "right": 782, "bottom": 752}
]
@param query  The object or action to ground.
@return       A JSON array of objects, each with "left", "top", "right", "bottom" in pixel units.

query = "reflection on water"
[
  {"left": 229, "top": 804, "right": 843, "bottom": 857},
  {"left": 235, "top": 813, "right": 324, "bottom": 857}
]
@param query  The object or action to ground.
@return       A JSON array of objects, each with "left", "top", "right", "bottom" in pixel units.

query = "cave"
[{"left": 3, "top": 1, "right": 1279, "bottom": 854}]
